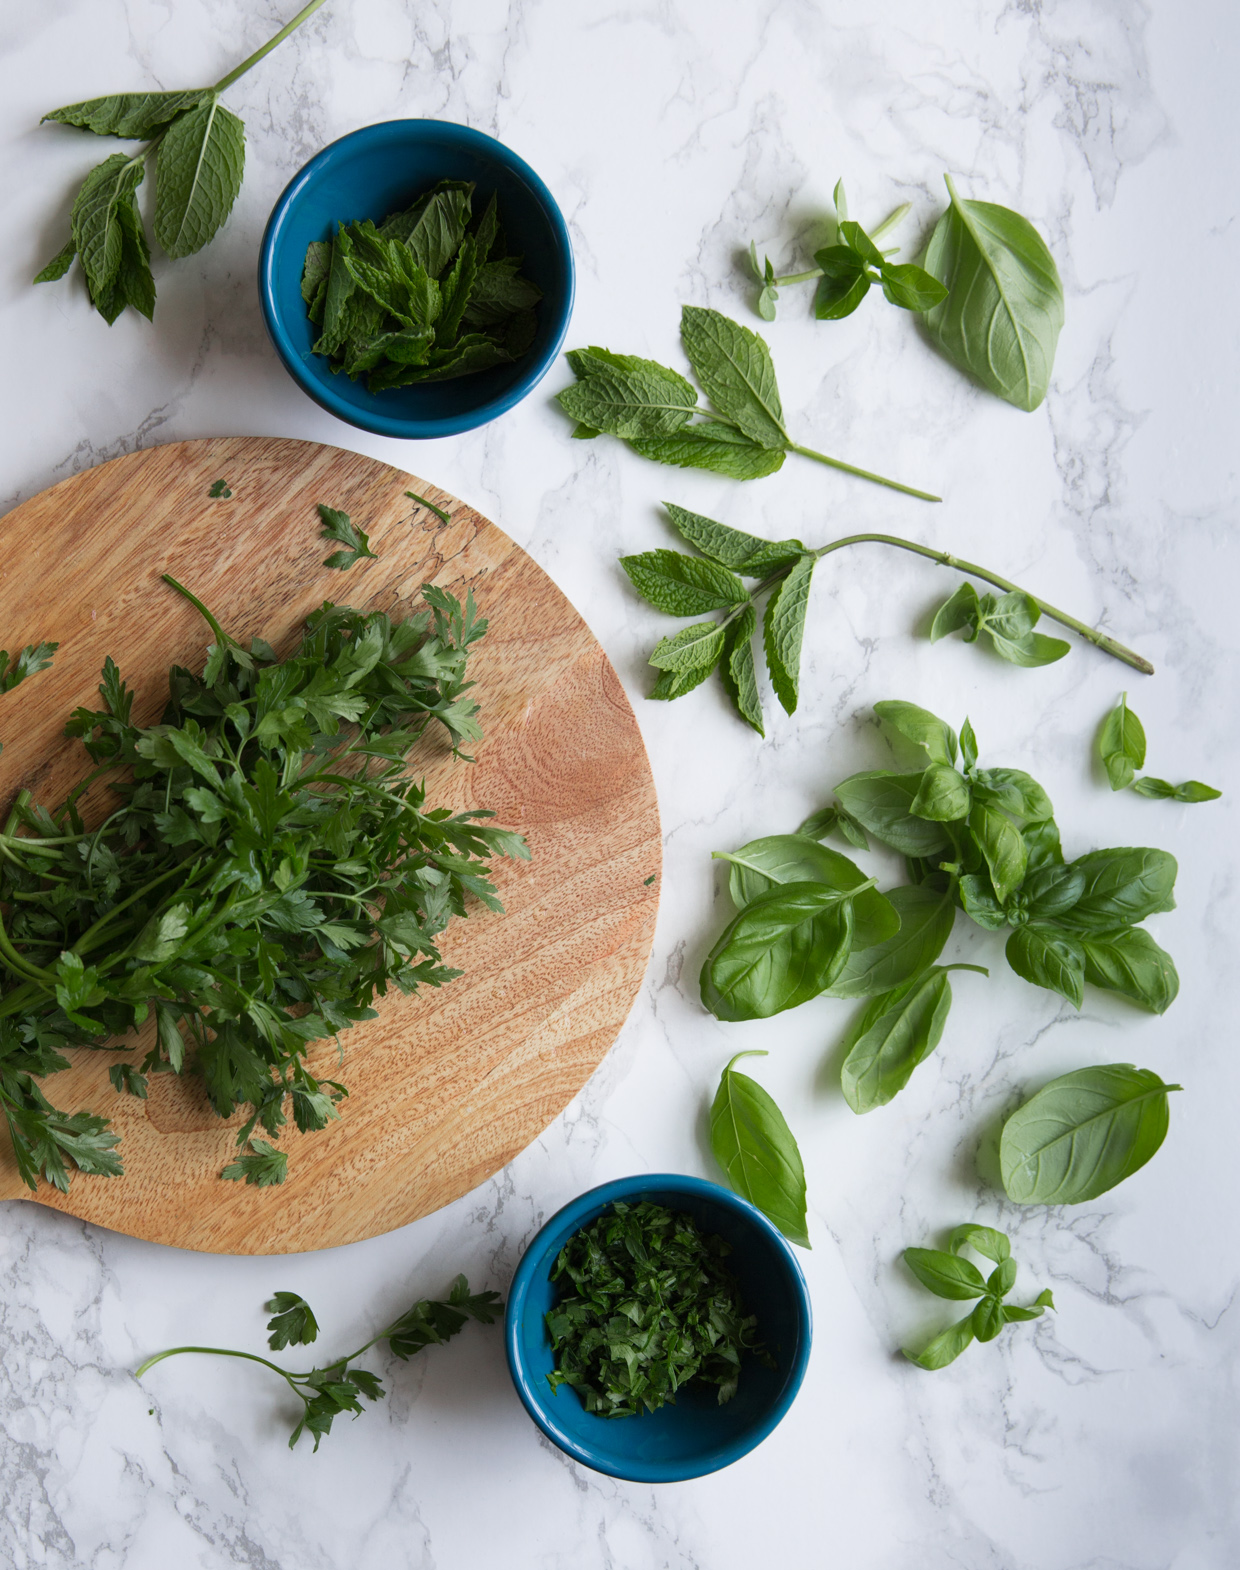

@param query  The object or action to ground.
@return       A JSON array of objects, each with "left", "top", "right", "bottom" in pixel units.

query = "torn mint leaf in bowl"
[{"left": 259, "top": 119, "right": 574, "bottom": 438}]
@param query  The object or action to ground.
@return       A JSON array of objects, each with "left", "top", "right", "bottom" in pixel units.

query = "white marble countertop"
[{"left": 2, "top": 2, "right": 1238, "bottom": 1565}]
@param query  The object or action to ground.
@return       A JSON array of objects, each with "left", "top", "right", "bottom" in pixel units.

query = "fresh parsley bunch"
[
  {"left": 302, "top": 183, "right": 542, "bottom": 390},
  {"left": 35, "top": 1, "right": 326, "bottom": 325},
  {"left": 0, "top": 567, "right": 528, "bottom": 1194},
  {"left": 138, "top": 1273, "right": 502, "bottom": 1451},
  {"left": 545, "top": 1201, "right": 771, "bottom": 1417}
]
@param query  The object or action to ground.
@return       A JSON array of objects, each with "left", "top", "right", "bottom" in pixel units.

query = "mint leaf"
[
  {"left": 153, "top": 96, "right": 245, "bottom": 258},
  {"left": 680, "top": 306, "right": 787, "bottom": 449},
  {"left": 620, "top": 550, "right": 747, "bottom": 616},
  {"left": 71, "top": 152, "right": 144, "bottom": 303},
  {"left": 762, "top": 553, "right": 814, "bottom": 715},
  {"left": 44, "top": 90, "right": 205, "bottom": 139}
]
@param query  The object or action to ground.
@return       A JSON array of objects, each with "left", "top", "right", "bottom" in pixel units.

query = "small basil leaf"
[
  {"left": 1001, "top": 1303, "right": 1047, "bottom": 1323},
  {"left": 1005, "top": 924, "right": 1086, "bottom": 1009},
  {"left": 1022, "top": 816, "right": 1064, "bottom": 871},
  {"left": 840, "top": 968, "right": 956, "bottom": 1113},
  {"left": 910, "top": 764, "right": 971, "bottom": 823},
  {"left": 948, "top": 1224, "right": 1009, "bottom": 1264},
  {"left": 1099, "top": 693, "right": 1146, "bottom": 791},
  {"left": 968, "top": 802, "right": 1027, "bottom": 904},
  {"left": 958, "top": 874, "right": 1007, "bottom": 930},
  {"left": 930, "top": 582, "right": 981, "bottom": 643},
  {"left": 970, "top": 1295, "right": 1006, "bottom": 1342},
  {"left": 835, "top": 772, "right": 952, "bottom": 859},
  {"left": 837, "top": 220, "right": 885, "bottom": 266},
  {"left": 710, "top": 1051, "right": 810, "bottom": 1248},
  {"left": 960, "top": 718, "right": 979, "bottom": 772},
  {"left": 873, "top": 699, "right": 958, "bottom": 767},
  {"left": 904, "top": 1248, "right": 988, "bottom": 1300},
  {"left": 1019, "top": 863, "right": 1086, "bottom": 920},
  {"left": 879, "top": 262, "right": 949, "bottom": 312},
  {"left": 970, "top": 767, "right": 1054, "bottom": 823},
  {"left": 986, "top": 1257, "right": 1017, "bottom": 1298},
  {"left": 1080, "top": 927, "right": 1179, "bottom": 1015},
  {"left": 903, "top": 1315, "right": 974, "bottom": 1370},
  {"left": 1170, "top": 780, "right": 1222, "bottom": 803},
  {"left": 1000, "top": 1064, "right": 1181, "bottom": 1205}
]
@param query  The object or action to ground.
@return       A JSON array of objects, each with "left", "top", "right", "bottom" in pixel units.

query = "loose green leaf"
[
  {"left": 34, "top": 239, "right": 78, "bottom": 284},
  {"left": 628, "top": 424, "right": 787, "bottom": 479},
  {"left": 221, "top": 1138, "right": 288, "bottom": 1187},
  {"left": 923, "top": 174, "right": 1065, "bottom": 412},
  {"left": 880, "top": 262, "right": 948, "bottom": 312},
  {"left": 700, "top": 881, "right": 857, "bottom": 1021},
  {"left": 43, "top": 90, "right": 206, "bottom": 139},
  {"left": 266, "top": 1291, "right": 320, "bottom": 1350},
  {"left": 903, "top": 1226, "right": 1052, "bottom": 1367},
  {"left": 840, "top": 967, "right": 959, "bottom": 1112},
  {"left": 208, "top": 479, "right": 232, "bottom": 499},
  {"left": 948, "top": 1224, "right": 1010, "bottom": 1264},
  {"left": 661, "top": 503, "right": 803, "bottom": 575},
  {"left": 904, "top": 1315, "right": 974, "bottom": 1369},
  {"left": 0, "top": 642, "right": 59, "bottom": 694},
  {"left": 827, "top": 884, "right": 956, "bottom": 999},
  {"left": 762, "top": 554, "right": 814, "bottom": 715},
  {"left": 710, "top": 1051, "right": 810, "bottom": 1247},
  {"left": 904, "top": 1248, "right": 987, "bottom": 1301},
  {"left": 620, "top": 551, "right": 747, "bottom": 616},
  {"left": 557, "top": 364, "right": 698, "bottom": 439},
  {"left": 680, "top": 306, "right": 787, "bottom": 449},
  {"left": 1004, "top": 924, "right": 1086, "bottom": 1009},
  {"left": 319, "top": 504, "right": 378, "bottom": 571},
  {"left": 874, "top": 699, "right": 958, "bottom": 768},
  {"left": 1080, "top": 927, "right": 1179, "bottom": 1014},
  {"left": 719, "top": 605, "right": 763, "bottom": 735},
  {"left": 648, "top": 620, "right": 728, "bottom": 674},
  {"left": 70, "top": 153, "right": 144, "bottom": 304},
  {"left": 1099, "top": 693, "right": 1146, "bottom": 791},
  {"left": 153, "top": 96, "right": 245, "bottom": 258},
  {"left": 999, "top": 1064, "right": 1181, "bottom": 1205}
]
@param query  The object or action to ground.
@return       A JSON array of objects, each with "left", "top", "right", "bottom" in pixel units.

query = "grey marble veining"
[{"left": 1, "top": 1, "right": 1237, "bottom": 1565}]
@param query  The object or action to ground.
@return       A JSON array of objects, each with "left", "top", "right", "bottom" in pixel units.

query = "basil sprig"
[
  {"left": 35, "top": 1, "right": 325, "bottom": 325},
  {"left": 1099, "top": 693, "right": 1221, "bottom": 802},
  {"left": 999, "top": 1065, "right": 1181, "bottom": 1205},
  {"left": 749, "top": 178, "right": 947, "bottom": 323},
  {"left": 903, "top": 1226, "right": 1054, "bottom": 1370},
  {"left": 620, "top": 507, "right": 1153, "bottom": 734},
  {"left": 558, "top": 308, "right": 939, "bottom": 501}
]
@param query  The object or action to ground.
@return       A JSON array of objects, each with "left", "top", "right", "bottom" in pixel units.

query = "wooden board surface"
[{"left": 0, "top": 438, "right": 660, "bottom": 1253}]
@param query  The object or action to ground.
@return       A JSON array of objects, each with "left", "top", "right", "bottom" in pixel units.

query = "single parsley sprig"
[
  {"left": 621, "top": 506, "right": 1153, "bottom": 735},
  {"left": 136, "top": 1274, "right": 501, "bottom": 1450},
  {"left": 903, "top": 1225, "right": 1053, "bottom": 1369},
  {"left": 749, "top": 178, "right": 947, "bottom": 323},
  {"left": 0, "top": 539, "right": 528, "bottom": 1193},
  {"left": 558, "top": 306, "right": 939, "bottom": 502},
  {"left": 0, "top": 642, "right": 58, "bottom": 694},
  {"left": 35, "top": 0, "right": 327, "bottom": 324},
  {"left": 545, "top": 1201, "right": 771, "bottom": 1417},
  {"left": 1099, "top": 693, "right": 1221, "bottom": 802}
]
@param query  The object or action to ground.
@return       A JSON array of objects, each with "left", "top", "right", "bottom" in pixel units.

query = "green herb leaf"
[
  {"left": 947, "top": 1224, "right": 1010, "bottom": 1264},
  {"left": 0, "top": 642, "right": 59, "bottom": 693},
  {"left": 923, "top": 174, "right": 1065, "bottom": 412},
  {"left": 153, "top": 95, "right": 245, "bottom": 258},
  {"left": 700, "top": 881, "right": 857, "bottom": 1021},
  {"left": 717, "top": 834, "right": 898, "bottom": 948},
  {"left": 970, "top": 1294, "right": 1006, "bottom": 1342},
  {"left": 719, "top": 605, "right": 763, "bottom": 734},
  {"left": 1099, "top": 692, "right": 1146, "bottom": 791},
  {"left": 1132, "top": 776, "right": 1221, "bottom": 803},
  {"left": 34, "top": 238, "right": 78, "bottom": 284},
  {"left": 840, "top": 967, "right": 959, "bottom": 1112},
  {"left": 661, "top": 503, "right": 803, "bottom": 575},
  {"left": 903, "top": 1315, "right": 974, "bottom": 1370},
  {"left": 762, "top": 554, "right": 814, "bottom": 715},
  {"left": 44, "top": 90, "right": 206, "bottom": 139},
  {"left": 318, "top": 504, "right": 378, "bottom": 570},
  {"left": 904, "top": 1248, "right": 988, "bottom": 1301},
  {"left": 557, "top": 363, "right": 698, "bottom": 439},
  {"left": 710, "top": 1051, "right": 810, "bottom": 1248},
  {"left": 827, "top": 883, "right": 957, "bottom": 999},
  {"left": 1000, "top": 1064, "right": 1181, "bottom": 1205},
  {"left": 1054, "top": 848, "right": 1177, "bottom": 932},
  {"left": 834, "top": 772, "right": 952, "bottom": 859},
  {"left": 266, "top": 1291, "right": 320, "bottom": 1350},
  {"left": 968, "top": 801, "right": 1027, "bottom": 903},
  {"left": 812, "top": 247, "right": 871, "bottom": 319},
  {"left": 879, "top": 262, "right": 948, "bottom": 312},
  {"left": 70, "top": 152, "right": 145, "bottom": 305},
  {"left": 1004, "top": 924, "right": 1086, "bottom": 1009},
  {"left": 221, "top": 1138, "right": 288, "bottom": 1187},
  {"left": 680, "top": 306, "right": 787, "bottom": 449},
  {"left": 628, "top": 423, "right": 787, "bottom": 479},
  {"left": 874, "top": 699, "right": 958, "bottom": 768},
  {"left": 648, "top": 620, "right": 728, "bottom": 674},
  {"left": 620, "top": 551, "right": 747, "bottom": 616},
  {"left": 910, "top": 763, "right": 971, "bottom": 822},
  {"left": 208, "top": 479, "right": 232, "bottom": 499},
  {"left": 1080, "top": 927, "right": 1179, "bottom": 1014}
]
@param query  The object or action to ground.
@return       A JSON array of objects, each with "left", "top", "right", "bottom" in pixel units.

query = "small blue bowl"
[
  {"left": 258, "top": 119, "right": 575, "bottom": 438},
  {"left": 506, "top": 1175, "right": 812, "bottom": 1483}
]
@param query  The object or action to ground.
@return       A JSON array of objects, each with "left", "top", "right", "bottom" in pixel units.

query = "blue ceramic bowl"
[
  {"left": 506, "top": 1175, "right": 812, "bottom": 1483},
  {"left": 258, "top": 120, "right": 575, "bottom": 438}
]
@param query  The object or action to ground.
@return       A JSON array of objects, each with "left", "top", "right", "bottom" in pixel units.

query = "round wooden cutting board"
[{"left": 0, "top": 438, "right": 660, "bottom": 1253}]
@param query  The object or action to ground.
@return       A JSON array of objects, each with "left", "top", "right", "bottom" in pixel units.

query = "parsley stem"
[
  {"left": 210, "top": 0, "right": 328, "bottom": 96},
  {"left": 789, "top": 443, "right": 942, "bottom": 503},
  {"left": 135, "top": 1345, "right": 296, "bottom": 1381},
  {"left": 809, "top": 533, "right": 1155, "bottom": 674},
  {"left": 161, "top": 573, "right": 232, "bottom": 649}
]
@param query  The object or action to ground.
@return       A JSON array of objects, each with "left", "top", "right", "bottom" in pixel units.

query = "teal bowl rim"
[
  {"left": 505, "top": 1174, "right": 813, "bottom": 1483},
  {"left": 257, "top": 118, "right": 575, "bottom": 439}
]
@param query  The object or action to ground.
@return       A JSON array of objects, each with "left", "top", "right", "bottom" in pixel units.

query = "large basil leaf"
[
  {"left": 1055, "top": 848, "right": 1178, "bottom": 932},
  {"left": 971, "top": 768, "right": 1053, "bottom": 823},
  {"left": 922, "top": 175, "right": 1064, "bottom": 412},
  {"left": 828, "top": 884, "right": 956, "bottom": 998},
  {"left": 874, "top": 700, "right": 958, "bottom": 768},
  {"left": 700, "top": 881, "right": 856, "bottom": 1021},
  {"left": 1005, "top": 924, "right": 1085, "bottom": 1008},
  {"left": 835, "top": 772, "right": 952, "bottom": 858},
  {"left": 840, "top": 967, "right": 962, "bottom": 1113},
  {"left": 910, "top": 764, "right": 971, "bottom": 822},
  {"left": 1081, "top": 927, "right": 1179, "bottom": 1015},
  {"left": 716, "top": 836, "right": 899, "bottom": 948},
  {"left": 1000, "top": 1064, "right": 1181, "bottom": 1205},
  {"left": 710, "top": 1051, "right": 809, "bottom": 1247}
]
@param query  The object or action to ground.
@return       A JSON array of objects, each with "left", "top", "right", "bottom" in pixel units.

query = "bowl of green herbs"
[
  {"left": 258, "top": 120, "right": 574, "bottom": 438},
  {"left": 505, "top": 1174, "right": 812, "bottom": 1482}
]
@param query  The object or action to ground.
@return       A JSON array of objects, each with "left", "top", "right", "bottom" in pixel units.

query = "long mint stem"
[
  {"left": 211, "top": 0, "right": 328, "bottom": 95},
  {"left": 789, "top": 444, "right": 942, "bottom": 504},
  {"left": 809, "top": 533, "right": 1153, "bottom": 673}
]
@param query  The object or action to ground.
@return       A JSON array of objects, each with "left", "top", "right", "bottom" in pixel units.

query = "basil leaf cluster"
[
  {"left": 302, "top": 185, "right": 541, "bottom": 391},
  {"left": 1098, "top": 693, "right": 1221, "bottom": 803},
  {"left": 34, "top": 1, "right": 325, "bottom": 325},
  {"left": 749, "top": 179, "right": 946, "bottom": 323},
  {"left": 903, "top": 1225, "right": 1054, "bottom": 1370},
  {"left": 931, "top": 581, "right": 1070, "bottom": 668}
]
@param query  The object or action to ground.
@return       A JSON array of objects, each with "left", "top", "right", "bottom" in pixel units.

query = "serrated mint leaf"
[
  {"left": 71, "top": 152, "right": 144, "bottom": 303},
  {"left": 44, "top": 90, "right": 206, "bottom": 139},
  {"left": 761, "top": 554, "right": 814, "bottom": 715},
  {"left": 556, "top": 365, "right": 698, "bottom": 440},
  {"left": 620, "top": 551, "right": 747, "bottom": 616},
  {"left": 34, "top": 239, "right": 77, "bottom": 284},
  {"left": 627, "top": 423, "right": 786, "bottom": 479},
  {"left": 719, "top": 604, "right": 763, "bottom": 735},
  {"left": 661, "top": 504, "right": 803, "bottom": 574},
  {"left": 680, "top": 305, "right": 787, "bottom": 449},
  {"left": 153, "top": 96, "right": 245, "bottom": 258},
  {"left": 649, "top": 621, "right": 727, "bottom": 674}
]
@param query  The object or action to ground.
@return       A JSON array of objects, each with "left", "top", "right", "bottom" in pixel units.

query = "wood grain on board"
[{"left": 0, "top": 437, "right": 660, "bottom": 1253}]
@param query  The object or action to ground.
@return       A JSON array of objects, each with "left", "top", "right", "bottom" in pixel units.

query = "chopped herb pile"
[
  {"left": 137, "top": 1272, "right": 502, "bottom": 1451},
  {"left": 545, "top": 1200, "right": 770, "bottom": 1417},
  {"left": 302, "top": 182, "right": 542, "bottom": 391},
  {"left": 0, "top": 549, "right": 528, "bottom": 1193}
]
